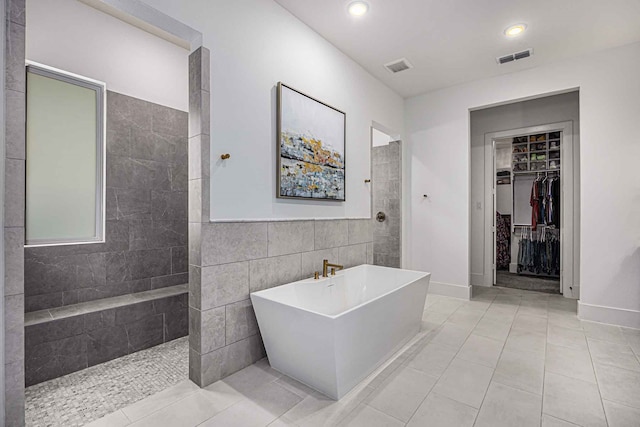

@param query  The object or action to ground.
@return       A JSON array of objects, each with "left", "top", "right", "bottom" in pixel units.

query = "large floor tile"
[
  {"left": 245, "top": 381, "right": 304, "bottom": 419},
  {"left": 431, "top": 357, "right": 493, "bottom": 408},
  {"left": 122, "top": 379, "right": 200, "bottom": 422},
  {"left": 517, "top": 303, "right": 548, "bottom": 318},
  {"left": 338, "top": 404, "right": 403, "bottom": 427},
  {"left": 129, "top": 390, "right": 234, "bottom": 427},
  {"left": 493, "top": 348, "right": 545, "bottom": 395},
  {"left": 512, "top": 313, "right": 548, "bottom": 334},
  {"left": 422, "top": 310, "right": 451, "bottom": 331},
  {"left": 474, "top": 382, "right": 541, "bottom": 427},
  {"left": 548, "top": 312, "right": 583, "bottom": 330},
  {"left": 541, "top": 414, "right": 580, "bottom": 427},
  {"left": 545, "top": 343, "right": 596, "bottom": 383},
  {"left": 199, "top": 399, "right": 278, "bottom": 427},
  {"left": 456, "top": 334, "right": 504, "bottom": 368},
  {"left": 603, "top": 400, "right": 640, "bottom": 427},
  {"left": 594, "top": 363, "right": 640, "bottom": 409},
  {"left": 406, "top": 341, "right": 458, "bottom": 377},
  {"left": 504, "top": 329, "right": 547, "bottom": 359},
  {"left": 473, "top": 317, "right": 512, "bottom": 342},
  {"left": 582, "top": 321, "right": 627, "bottom": 344},
  {"left": 407, "top": 392, "right": 477, "bottom": 427},
  {"left": 85, "top": 410, "right": 131, "bottom": 427},
  {"left": 428, "top": 299, "right": 465, "bottom": 316},
  {"left": 588, "top": 338, "right": 640, "bottom": 372},
  {"left": 547, "top": 325, "right": 588, "bottom": 351},
  {"left": 296, "top": 385, "right": 374, "bottom": 427},
  {"left": 430, "top": 323, "right": 472, "bottom": 350},
  {"left": 543, "top": 372, "right": 607, "bottom": 427},
  {"left": 447, "top": 307, "right": 485, "bottom": 329},
  {"left": 366, "top": 366, "right": 437, "bottom": 422},
  {"left": 222, "top": 359, "right": 281, "bottom": 395}
]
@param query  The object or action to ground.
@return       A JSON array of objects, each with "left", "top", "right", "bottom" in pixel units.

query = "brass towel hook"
[
  {"left": 220, "top": 153, "right": 231, "bottom": 160},
  {"left": 364, "top": 179, "right": 371, "bottom": 183}
]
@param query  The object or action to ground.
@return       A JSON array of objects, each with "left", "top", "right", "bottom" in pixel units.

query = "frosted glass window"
[{"left": 26, "top": 65, "right": 104, "bottom": 245}]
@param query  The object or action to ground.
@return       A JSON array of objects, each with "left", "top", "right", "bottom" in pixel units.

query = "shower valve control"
[{"left": 376, "top": 211, "right": 386, "bottom": 222}]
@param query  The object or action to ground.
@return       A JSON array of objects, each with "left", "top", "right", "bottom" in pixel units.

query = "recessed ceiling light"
[
  {"left": 348, "top": 1, "right": 369, "bottom": 17},
  {"left": 504, "top": 24, "right": 527, "bottom": 37}
]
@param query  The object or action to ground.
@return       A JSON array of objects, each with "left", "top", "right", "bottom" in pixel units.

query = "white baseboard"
[
  {"left": 428, "top": 281, "right": 471, "bottom": 300},
  {"left": 509, "top": 263, "right": 518, "bottom": 274},
  {"left": 578, "top": 301, "right": 640, "bottom": 329}
]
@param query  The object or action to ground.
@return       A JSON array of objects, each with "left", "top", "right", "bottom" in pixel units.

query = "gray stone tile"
[
  {"left": 6, "top": 20, "right": 25, "bottom": 92},
  {"left": 26, "top": 334, "right": 87, "bottom": 385},
  {"left": 4, "top": 227, "right": 24, "bottom": 296},
  {"left": 188, "top": 134, "right": 210, "bottom": 180},
  {"left": 106, "top": 125, "right": 131, "bottom": 158},
  {"left": 109, "top": 188, "right": 152, "bottom": 220},
  {"left": 189, "top": 178, "right": 209, "bottom": 223},
  {"left": 339, "top": 243, "right": 367, "bottom": 268},
  {"left": 6, "top": 89, "right": 25, "bottom": 159},
  {"left": 348, "top": 219, "right": 373, "bottom": 245},
  {"left": 8, "top": 0, "right": 26, "bottom": 26},
  {"left": 301, "top": 248, "right": 339, "bottom": 278},
  {"left": 152, "top": 103, "right": 188, "bottom": 138},
  {"left": 546, "top": 343, "right": 596, "bottom": 383},
  {"left": 131, "top": 128, "right": 185, "bottom": 163},
  {"left": 126, "top": 313, "right": 165, "bottom": 352},
  {"left": 189, "top": 222, "right": 202, "bottom": 266},
  {"left": 314, "top": 219, "right": 348, "bottom": 249},
  {"left": 129, "top": 219, "right": 187, "bottom": 250},
  {"left": 432, "top": 357, "right": 493, "bottom": 408},
  {"left": 268, "top": 221, "right": 314, "bottom": 256},
  {"left": 125, "top": 248, "right": 172, "bottom": 280},
  {"left": 151, "top": 190, "right": 187, "bottom": 220},
  {"left": 198, "top": 261, "right": 249, "bottom": 310},
  {"left": 201, "top": 222, "right": 267, "bottom": 266},
  {"left": 171, "top": 246, "right": 188, "bottom": 274},
  {"left": 366, "top": 242, "right": 374, "bottom": 264},
  {"left": 5, "top": 294, "right": 24, "bottom": 364},
  {"left": 152, "top": 272, "right": 188, "bottom": 289},
  {"left": 86, "top": 325, "right": 129, "bottom": 367},
  {"left": 170, "top": 156, "right": 189, "bottom": 192},
  {"left": 5, "top": 159, "right": 25, "bottom": 227},
  {"left": 106, "top": 91, "right": 152, "bottom": 131},
  {"left": 190, "top": 306, "right": 225, "bottom": 354},
  {"left": 158, "top": 294, "right": 188, "bottom": 341},
  {"left": 225, "top": 299, "right": 258, "bottom": 344},
  {"left": 249, "top": 253, "right": 302, "bottom": 292},
  {"left": 198, "top": 335, "right": 265, "bottom": 387},
  {"left": 5, "top": 361, "right": 25, "bottom": 427},
  {"left": 189, "top": 89, "right": 211, "bottom": 138}
]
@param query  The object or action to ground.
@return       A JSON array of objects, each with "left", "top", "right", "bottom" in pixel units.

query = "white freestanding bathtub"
[{"left": 250, "top": 264, "right": 431, "bottom": 399}]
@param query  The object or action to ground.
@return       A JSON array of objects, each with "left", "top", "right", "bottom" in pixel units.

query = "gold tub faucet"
[{"left": 322, "top": 259, "right": 343, "bottom": 277}]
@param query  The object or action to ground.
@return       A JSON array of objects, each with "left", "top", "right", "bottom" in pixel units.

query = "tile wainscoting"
[{"left": 188, "top": 218, "right": 374, "bottom": 387}]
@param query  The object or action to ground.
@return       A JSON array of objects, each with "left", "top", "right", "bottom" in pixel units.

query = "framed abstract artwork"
[{"left": 277, "top": 82, "right": 346, "bottom": 201}]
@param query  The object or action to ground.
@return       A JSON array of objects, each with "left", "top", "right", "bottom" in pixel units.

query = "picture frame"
[{"left": 276, "top": 82, "right": 346, "bottom": 201}]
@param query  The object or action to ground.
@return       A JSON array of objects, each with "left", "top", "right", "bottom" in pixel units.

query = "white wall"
[
  {"left": 139, "top": 0, "right": 405, "bottom": 221},
  {"left": 26, "top": 0, "right": 188, "bottom": 111},
  {"left": 406, "top": 42, "right": 640, "bottom": 326}
]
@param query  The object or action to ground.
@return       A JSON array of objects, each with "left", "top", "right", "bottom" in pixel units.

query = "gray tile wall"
[
  {"left": 4, "top": 0, "right": 26, "bottom": 424},
  {"left": 372, "top": 141, "right": 402, "bottom": 268},
  {"left": 187, "top": 48, "right": 374, "bottom": 388},
  {"left": 190, "top": 219, "right": 373, "bottom": 387},
  {"left": 24, "top": 292, "right": 188, "bottom": 386},
  {"left": 23, "top": 92, "right": 189, "bottom": 312}
]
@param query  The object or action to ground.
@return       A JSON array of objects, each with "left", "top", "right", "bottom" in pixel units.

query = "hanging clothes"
[
  {"left": 496, "top": 212, "right": 511, "bottom": 270},
  {"left": 517, "top": 227, "right": 560, "bottom": 277},
  {"left": 530, "top": 175, "right": 560, "bottom": 229}
]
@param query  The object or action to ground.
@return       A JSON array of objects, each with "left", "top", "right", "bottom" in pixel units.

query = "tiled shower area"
[{"left": 23, "top": 92, "right": 190, "bottom": 423}]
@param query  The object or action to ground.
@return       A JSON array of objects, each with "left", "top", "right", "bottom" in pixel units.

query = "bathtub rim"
[{"left": 250, "top": 264, "right": 431, "bottom": 320}]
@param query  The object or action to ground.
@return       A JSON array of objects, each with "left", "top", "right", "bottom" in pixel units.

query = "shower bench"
[{"left": 24, "top": 284, "right": 188, "bottom": 386}]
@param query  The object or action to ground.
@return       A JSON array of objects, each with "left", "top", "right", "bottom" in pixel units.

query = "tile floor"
[
  {"left": 83, "top": 287, "right": 640, "bottom": 426},
  {"left": 26, "top": 337, "right": 188, "bottom": 427}
]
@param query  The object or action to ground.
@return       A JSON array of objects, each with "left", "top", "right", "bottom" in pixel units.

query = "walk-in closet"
[
  {"left": 469, "top": 91, "right": 580, "bottom": 299},
  {"left": 495, "top": 132, "right": 562, "bottom": 293}
]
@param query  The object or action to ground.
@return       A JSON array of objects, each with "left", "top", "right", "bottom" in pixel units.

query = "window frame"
[{"left": 25, "top": 62, "right": 106, "bottom": 247}]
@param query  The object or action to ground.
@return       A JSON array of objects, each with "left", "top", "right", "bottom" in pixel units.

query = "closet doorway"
[{"left": 493, "top": 131, "right": 562, "bottom": 294}]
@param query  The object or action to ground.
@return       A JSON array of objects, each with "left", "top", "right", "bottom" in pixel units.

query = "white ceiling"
[{"left": 274, "top": 0, "right": 640, "bottom": 98}]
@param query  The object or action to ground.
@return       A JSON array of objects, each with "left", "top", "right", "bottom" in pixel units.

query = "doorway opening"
[{"left": 493, "top": 131, "right": 562, "bottom": 294}]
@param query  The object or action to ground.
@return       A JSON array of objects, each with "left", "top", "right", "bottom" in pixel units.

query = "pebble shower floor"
[{"left": 25, "top": 336, "right": 188, "bottom": 427}]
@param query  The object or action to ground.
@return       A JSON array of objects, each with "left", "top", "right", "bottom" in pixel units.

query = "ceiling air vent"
[
  {"left": 384, "top": 58, "right": 413, "bottom": 74},
  {"left": 496, "top": 48, "right": 533, "bottom": 65}
]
